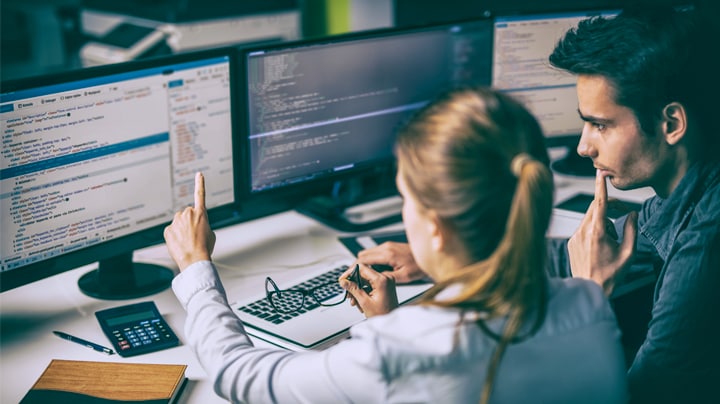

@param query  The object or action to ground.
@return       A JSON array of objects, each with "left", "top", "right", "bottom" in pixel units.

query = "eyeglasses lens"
[
  {"left": 268, "top": 289, "right": 305, "bottom": 313},
  {"left": 312, "top": 282, "right": 346, "bottom": 306}
]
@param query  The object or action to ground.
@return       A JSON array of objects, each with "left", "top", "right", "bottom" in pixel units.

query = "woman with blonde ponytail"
[{"left": 164, "top": 87, "right": 627, "bottom": 403}]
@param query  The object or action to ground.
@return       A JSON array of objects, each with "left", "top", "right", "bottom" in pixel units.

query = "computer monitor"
[
  {"left": 1, "top": 47, "right": 239, "bottom": 299},
  {"left": 238, "top": 19, "right": 493, "bottom": 231},
  {"left": 492, "top": 9, "right": 619, "bottom": 176}
]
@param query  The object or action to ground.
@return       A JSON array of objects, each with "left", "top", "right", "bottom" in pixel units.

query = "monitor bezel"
[
  {"left": 0, "top": 46, "right": 243, "bottom": 293},
  {"left": 394, "top": 0, "right": 633, "bottom": 28}
]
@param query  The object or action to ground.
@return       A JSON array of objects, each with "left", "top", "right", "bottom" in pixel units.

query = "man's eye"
[{"left": 592, "top": 122, "right": 607, "bottom": 131}]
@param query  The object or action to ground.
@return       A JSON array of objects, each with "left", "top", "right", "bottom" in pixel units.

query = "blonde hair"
[{"left": 395, "top": 87, "right": 554, "bottom": 403}]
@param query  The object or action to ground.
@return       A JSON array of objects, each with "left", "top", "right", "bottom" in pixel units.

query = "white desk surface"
[{"left": 0, "top": 173, "right": 654, "bottom": 404}]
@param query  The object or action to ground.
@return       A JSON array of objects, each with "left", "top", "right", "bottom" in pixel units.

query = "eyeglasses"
[{"left": 265, "top": 265, "right": 364, "bottom": 314}]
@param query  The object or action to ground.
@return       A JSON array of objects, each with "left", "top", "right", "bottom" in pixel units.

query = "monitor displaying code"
[{"left": 0, "top": 56, "right": 234, "bottom": 271}]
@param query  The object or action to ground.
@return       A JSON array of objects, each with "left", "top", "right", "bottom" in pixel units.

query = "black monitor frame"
[
  {"left": 236, "top": 18, "right": 494, "bottom": 231},
  {"left": 393, "top": 1, "right": 693, "bottom": 28},
  {"left": 0, "top": 46, "right": 243, "bottom": 297}
]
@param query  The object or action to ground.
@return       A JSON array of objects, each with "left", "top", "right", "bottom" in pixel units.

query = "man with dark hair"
[
  {"left": 547, "top": 4, "right": 720, "bottom": 403},
  {"left": 357, "top": 4, "right": 719, "bottom": 402}
]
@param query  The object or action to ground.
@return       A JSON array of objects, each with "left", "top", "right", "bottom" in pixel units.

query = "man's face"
[{"left": 575, "top": 75, "right": 668, "bottom": 191}]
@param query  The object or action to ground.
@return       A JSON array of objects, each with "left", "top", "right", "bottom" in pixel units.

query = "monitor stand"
[
  {"left": 295, "top": 174, "right": 402, "bottom": 232},
  {"left": 551, "top": 148, "right": 596, "bottom": 177},
  {"left": 297, "top": 194, "right": 403, "bottom": 232},
  {"left": 78, "top": 252, "right": 174, "bottom": 300}
]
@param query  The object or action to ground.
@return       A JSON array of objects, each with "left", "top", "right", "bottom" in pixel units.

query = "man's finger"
[
  {"left": 194, "top": 172, "right": 206, "bottom": 210},
  {"left": 593, "top": 169, "right": 609, "bottom": 231}
]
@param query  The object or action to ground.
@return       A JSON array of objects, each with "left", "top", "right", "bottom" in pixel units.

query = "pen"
[{"left": 53, "top": 330, "right": 115, "bottom": 355}]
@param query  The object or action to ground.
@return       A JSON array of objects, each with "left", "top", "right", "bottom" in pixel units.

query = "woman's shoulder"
[
  {"left": 358, "top": 304, "right": 460, "bottom": 335},
  {"left": 349, "top": 304, "right": 475, "bottom": 354},
  {"left": 548, "top": 275, "right": 606, "bottom": 297},
  {"left": 543, "top": 277, "right": 617, "bottom": 333}
]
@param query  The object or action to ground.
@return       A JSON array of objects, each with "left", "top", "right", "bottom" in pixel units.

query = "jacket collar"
[{"left": 641, "top": 161, "right": 720, "bottom": 260}]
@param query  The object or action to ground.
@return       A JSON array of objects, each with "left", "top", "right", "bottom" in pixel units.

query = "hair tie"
[{"left": 511, "top": 153, "right": 533, "bottom": 177}]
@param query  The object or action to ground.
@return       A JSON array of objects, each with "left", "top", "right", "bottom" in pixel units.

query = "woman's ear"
[
  {"left": 428, "top": 210, "right": 445, "bottom": 253},
  {"left": 662, "top": 102, "right": 687, "bottom": 146}
]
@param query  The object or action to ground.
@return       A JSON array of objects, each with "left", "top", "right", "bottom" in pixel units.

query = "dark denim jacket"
[{"left": 547, "top": 160, "right": 720, "bottom": 404}]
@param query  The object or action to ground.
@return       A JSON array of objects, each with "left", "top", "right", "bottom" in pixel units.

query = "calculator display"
[
  {"left": 95, "top": 301, "right": 179, "bottom": 357},
  {"left": 105, "top": 310, "right": 157, "bottom": 327}
]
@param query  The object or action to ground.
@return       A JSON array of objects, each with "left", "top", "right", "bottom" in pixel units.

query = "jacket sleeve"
[
  {"left": 172, "top": 261, "right": 386, "bottom": 403},
  {"left": 627, "top": 230, "right": 720, "bottom": 403}
]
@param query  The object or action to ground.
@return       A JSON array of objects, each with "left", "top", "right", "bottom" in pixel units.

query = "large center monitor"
[
  {"left": 238, "top": 19, "right": 493, "bottom": 231},
  {"left": 492, "top": 9, "right": 618, "bottom": 176},
  {"left": 1, "top": 48, "right": 239, "bottom": 299}
]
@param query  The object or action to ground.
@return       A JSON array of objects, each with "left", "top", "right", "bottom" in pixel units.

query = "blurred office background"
[
  {"left": 0, "top": 0, "right": 394, "bottom": 81},
  {"left": 1, "top": 0, "right": 717, "bottom": 82}
]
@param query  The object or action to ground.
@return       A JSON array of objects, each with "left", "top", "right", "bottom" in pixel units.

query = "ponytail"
[
  {"left": 476, "top": 154, "right": 553, "bottom": 404},
  {"left": 420, "top": 154, "right": 553, "bottom": 404}
]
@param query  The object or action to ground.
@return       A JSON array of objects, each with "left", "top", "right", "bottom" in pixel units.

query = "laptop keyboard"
[{"left": 237, "top": 265, "right": 349, "bottom": 325}]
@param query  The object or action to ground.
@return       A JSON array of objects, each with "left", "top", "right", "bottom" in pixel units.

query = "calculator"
[{"left": 95, "top": 301, "right": 179, "bottom": 357}]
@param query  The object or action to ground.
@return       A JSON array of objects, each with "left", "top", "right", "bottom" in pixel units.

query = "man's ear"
[{"left": 662, "top": 102, "right": 687, "bottom": 146}]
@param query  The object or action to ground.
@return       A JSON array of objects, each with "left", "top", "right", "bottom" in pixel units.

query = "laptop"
[{"left": 233, "top": 232, "right": 432, "bottom": 351}]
